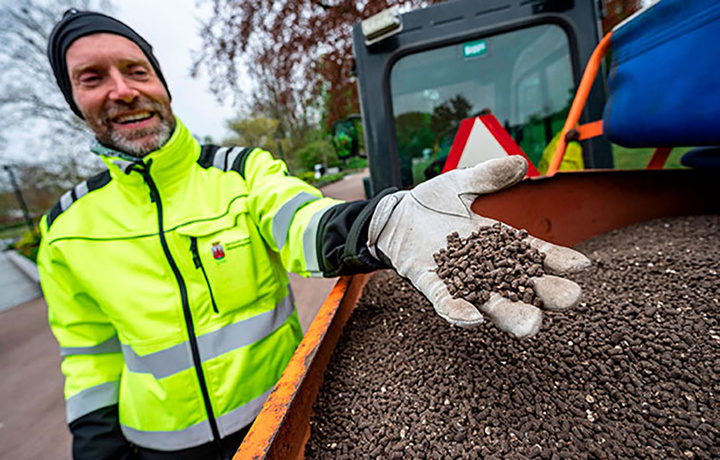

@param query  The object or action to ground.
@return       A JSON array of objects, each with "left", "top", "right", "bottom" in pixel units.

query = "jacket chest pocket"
[{"left": 177, "top": 209, "right": 276, "bottom": 314}]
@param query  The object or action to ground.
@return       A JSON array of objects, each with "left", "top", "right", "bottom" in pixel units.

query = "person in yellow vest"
[
  {"left": 40, "top": 10, "right": 590, "bottom": 460},
  {"left": 537, "top": 130, "right": 585, "bottom": 174}
]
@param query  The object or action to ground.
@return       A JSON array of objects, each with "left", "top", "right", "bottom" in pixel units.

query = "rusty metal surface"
[
  {"left": 472, "top": 169, "right": 720, "bottom": 246},
  {"left": 234, "top": 274, "right": 368, "bottom": 460}
]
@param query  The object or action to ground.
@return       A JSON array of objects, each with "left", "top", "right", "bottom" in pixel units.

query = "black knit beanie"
[{"left": 47, "top": 9, "right": 171, "bottom": 119}]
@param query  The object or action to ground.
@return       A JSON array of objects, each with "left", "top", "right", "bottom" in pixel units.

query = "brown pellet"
[
  {"left": 306, "top": 215, "right": 720, "bottom": 459},
  {"left": 433, "top": 223, "right": 545, "bottom": 308}
]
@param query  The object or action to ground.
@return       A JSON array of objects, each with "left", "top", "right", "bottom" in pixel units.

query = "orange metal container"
[{"left": 235, "top": 168, "right": 720, "bottom": 460}]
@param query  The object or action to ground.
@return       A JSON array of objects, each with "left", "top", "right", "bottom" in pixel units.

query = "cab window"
[{"left": 389, "top": 24, "right": 574, "bottom": 186}]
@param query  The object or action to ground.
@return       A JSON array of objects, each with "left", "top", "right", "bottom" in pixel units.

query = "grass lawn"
[{"left": 612, "top": 145, "right": 690, "bottom": 170}]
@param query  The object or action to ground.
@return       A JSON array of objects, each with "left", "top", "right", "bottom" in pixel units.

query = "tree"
[
  {"left": 296, "top": 138, "right": 338, "bottom": 171},
  {"left": 223, "top": 114, "right": 282, "bottom": 153},
  {"left": 0, "top": 0, "right": 111, "bottom": 218},
  {"left": 0, "top": 155, "right": 102, "bottom": 223},
  {"left": 601, "top": 0, "right": 643, "bottom": 32},
  {"left": 246, "top": 65, "right": 318, "bottom": 150},
  {"left": 0, "top": 0, "right": 113, "bottom": 155},
  {"left": 430, "top": 95, "right": 473, "bottom": 138},
  {"left": 194, "top": 0, "right": 444, "bottom": 131}
]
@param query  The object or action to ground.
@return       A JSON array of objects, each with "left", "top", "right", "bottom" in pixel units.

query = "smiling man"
[
  {"left": 41, "top": 10, "right": 397, "bottom": 460},
  {"left": 40, "top": 8, "right": 589, "bottom": 460},
  {"left": 67, "top": 33, "right": 175, "bottom": 156}
]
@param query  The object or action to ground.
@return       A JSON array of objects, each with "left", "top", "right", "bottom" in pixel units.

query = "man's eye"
[{"left": 80, "top": 75, "right": 100, "bottom": 84}]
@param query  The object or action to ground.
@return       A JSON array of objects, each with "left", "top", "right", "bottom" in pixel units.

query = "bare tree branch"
[
  {"left": 0, "top": 0, "right": 115, "bottom": 158},
  {"left": 195, "top": 0, "right": 441, "bottom": 133}
]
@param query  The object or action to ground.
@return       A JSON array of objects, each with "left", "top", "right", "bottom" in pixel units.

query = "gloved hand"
[{"left": 367, "top": 156, "right": 590, "bottom": 338}]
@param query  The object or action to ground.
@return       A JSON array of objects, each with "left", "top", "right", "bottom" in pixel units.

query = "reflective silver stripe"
[
  {"left": 197, "top": 294, "right": 294, "bottom": 362},
  {"left": 74, "top": 181, "right": 89, "bottom": 200},
  {"left": 121, "top": 419, "right": 214, "bottom": 451},
  {"left": 58, "top": 181, "right": 91, "bottom": 213},
  {"left": 217, "top": 387, "right": 273, "bottom": 438},
  {"left": 60, "top": 335, "right": 121, "bottom": 357},
  {"left": 120, "top": 388, "right": 275, "bottom": 450},
  {"left": 303, "top": 204, "right": 336, "bottom": 276},
  {"left": 121, "top": 341, "right": 193, "bottom": 380},
  {"left": 273, "top": 192, "right": 319, "bottom": 250},
  {"left": 122, "top": 294, "right": 295, "bottom": 379},
  {"left": 225, "top": 147, "right": 243, "bottom": 171},
  {"left": 66, "top": 381, "right": 119, "bottom": 423},
  {"left": 212, "top": 147, "right": 230, "bottom": 170},
  {"left": 59, "top": 190, "right": 73, "bottom": 211}
]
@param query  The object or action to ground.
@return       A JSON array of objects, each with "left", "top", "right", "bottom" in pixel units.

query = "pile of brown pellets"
[
  {"left": 306, "top": 215, "right": 720, "bottom": 460},
  {"left": 434, "top": 224, "right": 546, "bottom": 307}
]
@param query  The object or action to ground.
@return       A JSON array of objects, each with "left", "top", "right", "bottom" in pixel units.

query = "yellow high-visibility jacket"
[{"left": 38, "top": 118, "right": 387, "bottom": 453}]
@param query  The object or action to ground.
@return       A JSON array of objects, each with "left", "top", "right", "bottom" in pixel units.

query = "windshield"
[{"left": 390, "top": 24, "right": 575, "bottom": 185}]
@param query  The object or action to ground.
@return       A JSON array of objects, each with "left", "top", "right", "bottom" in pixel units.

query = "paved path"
[
  {"left": 0, "top": 169, "right": 368, "bottom": 460},
  {"left": 0, "top": 297, "right": 68, "bottom": 460},
  {"left": 0, "top": 251, "right": 41, "bottom": 313}
]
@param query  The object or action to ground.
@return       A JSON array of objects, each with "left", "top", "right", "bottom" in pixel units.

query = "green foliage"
[
  {"left": 343, "top": 156, "right": 368, "bottom": 171},
  {"left": 221, "top": 111, "right": 364, "bottom": 174},
  {"left": 312, "top": 172, "right": 346, "bottom": 187},
  {"left": 0, "top": 222, "right": 27, "bottom": 245},
  {"left": 296, "top": 139, "right": 340, "bottom": 171},
  {"left": 224, "top": 115, "right": 281, "bottom": 153},
  {"left": 11, "top": 226, "right": 40, "bottom": 262},
  {"left": 296, "top": 171, "right": 317, "bottom": 183},
  {"left": 612, "top": 145, "right": 690, "bottom": 170},
  {"left": 295, "top": 171, "right": 348, "bottom": 188}
]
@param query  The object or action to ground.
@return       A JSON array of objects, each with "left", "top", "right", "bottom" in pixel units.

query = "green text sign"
[{"left": 463, "top": 39, "right": 487, "bottom": 58}]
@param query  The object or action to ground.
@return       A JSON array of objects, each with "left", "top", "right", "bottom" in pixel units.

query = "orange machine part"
[
  {"left": 234, "top": 274, "right": 368, "bottom": 460},
  {"left": 549, "top": 32, "right": 613, "bottom": 176},
  {"left": 573, "top": 120, "right": 604, "bottom": 141}
]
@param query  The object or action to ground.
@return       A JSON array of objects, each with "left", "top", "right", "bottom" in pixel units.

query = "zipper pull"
[
  {"left": 143, "top": 161, "right": 158, "bottom": 203},
  {"left": 190, "top": 237, "right": 201, "bottom": 268},
  {"left": 129, "top": 160, "right": 158, "bottom": 203}
]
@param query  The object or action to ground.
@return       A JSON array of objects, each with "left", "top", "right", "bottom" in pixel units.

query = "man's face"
[{"left": 66, "top": 33, "right": 175, "bottom": 157}]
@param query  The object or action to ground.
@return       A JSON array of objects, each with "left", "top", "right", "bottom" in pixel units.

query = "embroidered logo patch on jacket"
[{"left": 211, "top": 242, "right": 226, "bottom": 260}]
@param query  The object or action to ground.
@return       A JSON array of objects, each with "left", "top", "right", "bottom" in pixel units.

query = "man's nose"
[{"left": 108, "top": 69, "right": 139, "bottom": 102}]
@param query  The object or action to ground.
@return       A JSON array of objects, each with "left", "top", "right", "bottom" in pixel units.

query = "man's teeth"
[{"left": 116, "top": 112, "right": 152, "bottom": 124}]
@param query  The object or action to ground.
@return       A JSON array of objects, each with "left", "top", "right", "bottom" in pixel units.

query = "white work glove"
[{"left": 367, "top": 156, "right": 590, "bottom": 338}]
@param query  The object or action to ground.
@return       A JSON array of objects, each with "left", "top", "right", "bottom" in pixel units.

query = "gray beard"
[{"left": 107, "top": 120, "right": 174, "bottom": 157}]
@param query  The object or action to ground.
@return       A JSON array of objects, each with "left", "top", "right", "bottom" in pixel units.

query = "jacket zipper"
[
  {"left": 133, "top": 162, "right": 221, "bottom": 444},
  {"left": 190, "top": 237, "right": 219, "bottom": 313}
]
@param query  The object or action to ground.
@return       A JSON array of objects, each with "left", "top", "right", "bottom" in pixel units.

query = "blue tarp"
[
  {"left": 681, "top": 146, "right": 720, "bottom": 171},
  {"left": 603, "top": 0, "right": 720, "bottom": 148}
]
